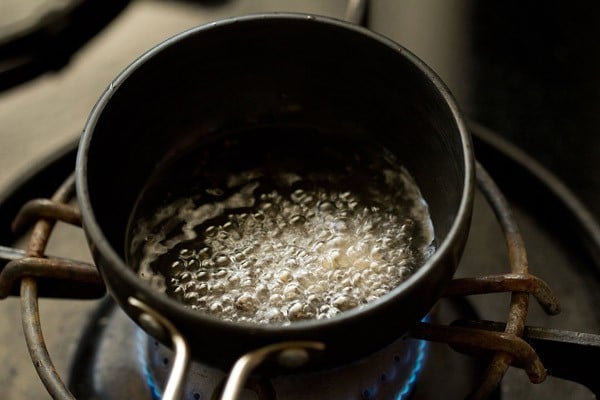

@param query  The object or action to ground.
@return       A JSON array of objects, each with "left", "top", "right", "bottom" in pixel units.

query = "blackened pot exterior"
[{"left": 76, "top": 13, "right": 474, "bottom": 371}]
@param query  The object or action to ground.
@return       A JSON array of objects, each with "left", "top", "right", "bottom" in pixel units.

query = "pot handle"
[
  {"left": 219, "top": 341, "right": 326, "bottom": 400},
  {"left": 128, "top": 297, "right": 190, "bottom": 400},
  {"left": 128, "top": 294, "right": 325, "bottom": 400}
]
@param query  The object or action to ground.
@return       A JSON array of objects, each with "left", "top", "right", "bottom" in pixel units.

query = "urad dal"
[{"left": 127, "top": 130, "right": 436, "bottom": 325}]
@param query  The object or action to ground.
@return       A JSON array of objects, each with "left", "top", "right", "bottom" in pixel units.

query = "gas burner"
[
  {"left": 68, "top": 296, "right": 439, "bottom": 400},
  {"left": 66, "top": 295, "right": 499, "bottom": 400}
]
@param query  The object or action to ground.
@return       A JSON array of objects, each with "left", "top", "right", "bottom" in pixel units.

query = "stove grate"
[{"left": 0, "top": 164, "right": 564, "bottom": 400}]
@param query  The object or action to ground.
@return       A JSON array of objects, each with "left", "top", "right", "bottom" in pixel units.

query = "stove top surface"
[{"left": 0, "top": 1, "right": 599, "bottom": 399}]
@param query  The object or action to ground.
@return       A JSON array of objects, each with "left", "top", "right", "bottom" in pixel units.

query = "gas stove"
[{"left": 1, "top": 1, "right": 599, "bottom": 399}]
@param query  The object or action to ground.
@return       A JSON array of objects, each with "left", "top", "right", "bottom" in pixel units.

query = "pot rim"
[{"left": 76, "top": 12, "right": 474, "bottom": 335}]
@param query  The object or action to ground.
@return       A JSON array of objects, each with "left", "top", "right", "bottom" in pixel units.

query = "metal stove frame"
[{"left": 0, "top": 158, "right": 565, "bottom": 400}]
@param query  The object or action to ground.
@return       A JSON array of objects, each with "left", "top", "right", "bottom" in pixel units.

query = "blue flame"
[
  {"left": 136, "top": 328, "right": 163, "bottom": 400},
  {"left": 394, "top": 314, "right": 431, "bottom": 400},
  {"left": 394, "top": 339, "right": 428, "bottom": 400},
  {"left": 134, "top": 315, "right": 431, "bottom": 400}
]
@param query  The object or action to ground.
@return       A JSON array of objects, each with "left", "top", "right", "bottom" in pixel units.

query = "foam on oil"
[{"left": 128, "top": 131, "right": 435, "bottom": 325}]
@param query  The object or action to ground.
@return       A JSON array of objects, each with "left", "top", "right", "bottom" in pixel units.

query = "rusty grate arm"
[
  {"left": 408, "top": 162, "right": 562, "bottom": 400},
  {"left": 0, "top": 174, "right": 105, "bottom": 400}
]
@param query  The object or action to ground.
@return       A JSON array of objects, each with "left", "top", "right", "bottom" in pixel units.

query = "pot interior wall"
[{"left": 84, "top": 17, "right": 467, "bottom": 268}]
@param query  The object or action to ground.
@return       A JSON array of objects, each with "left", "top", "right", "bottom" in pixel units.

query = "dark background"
[
  {"left": 1, "top": 0, "right": 598, "bottom": 221},
  {"left": 373, "top": 1, "right": 600, "bottom": 223}
]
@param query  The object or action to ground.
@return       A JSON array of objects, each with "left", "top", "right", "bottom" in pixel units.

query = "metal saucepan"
[{"left": 75, "top": 12, "right": 474, "bottom": 398}]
